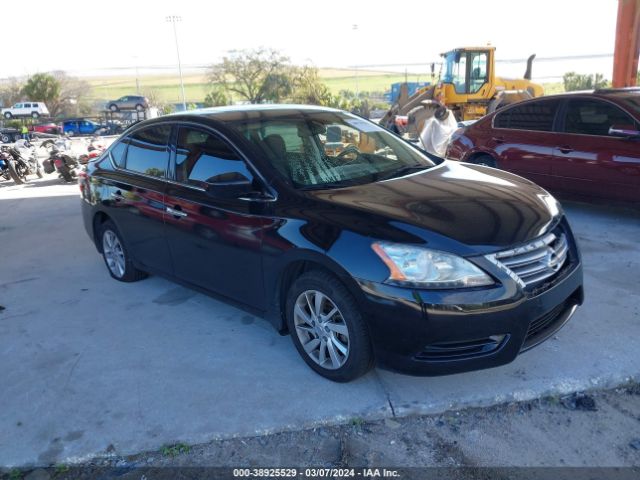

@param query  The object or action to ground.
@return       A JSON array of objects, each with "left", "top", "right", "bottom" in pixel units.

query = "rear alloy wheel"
[
  {"left": 135, "top": 104, "right": 144, "bottom": 112},
  {"left": 286, "top": 271, "right": 373, "bottom": 382},
  {"left": 4, "top": 112, "right": 12, "bottom": 119},
  {"left": 469, "top": 154, "right": 497, "bottom": 168},
  {"left": 31, "top": 112, "right": 39, "bottom": 119},
  {"left": 109, "top": 104, "right": 118, "bottom": 112},
  {"left": 0, "top": 134, "right": 9, "bottom": 143},
  {"left": 99, "top": 220, "right": 147, "bottom": 282}
]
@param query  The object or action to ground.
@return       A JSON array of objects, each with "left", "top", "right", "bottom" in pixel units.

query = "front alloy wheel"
[
  {"left": 286, "top": 270, "right": 373, "bottom": 382},
  {"left": 294, "top": 290, "right": 350, "bottom": 370}
]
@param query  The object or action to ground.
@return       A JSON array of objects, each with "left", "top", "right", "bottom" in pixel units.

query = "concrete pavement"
[{"left": 1, "top": 177, "right": 639, "bottom": 467}]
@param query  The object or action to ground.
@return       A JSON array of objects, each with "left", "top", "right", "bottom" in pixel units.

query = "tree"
[
  {"left": 51, "top": 71, "right": 92, "bottom": 117},
  {"left": 19, "top": 72, "right": 92, "bottom": 117},
  {"left": 203, "top": 87, "right": 231, "bottom": 107},
  {"left": 208, "top": 48, "right": 293, "bottom": 103},
  {"left": 22, "top": 73, "right": 61, "bottom": 106},
  {"left": 563, "top": 72, "right": 609, "bottom": 91},
  {"left": 287, "top": 66, "right": 336, "bottom": 106},
  {"left": 142, "top": 88, "right": 173, "bottom": 114},
  {"left": 0, "top": 78, "right": 25, "bottom": 107}
]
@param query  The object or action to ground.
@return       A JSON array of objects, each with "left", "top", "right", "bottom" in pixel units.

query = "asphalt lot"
[{"left": 1, "top": 176, "right": 639, "bottom": 467}]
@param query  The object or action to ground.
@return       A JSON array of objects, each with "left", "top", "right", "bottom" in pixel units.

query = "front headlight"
[{"left": 371, "top": 241, "right": 493, "bottom": 289}]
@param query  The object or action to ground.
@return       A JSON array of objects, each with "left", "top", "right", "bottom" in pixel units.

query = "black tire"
[
  {"left": 57, "top": 164, "right": 73, "bottom": 182},
  {"left": 109, "top": 104, "right": 118, "bottom": 112},
  {"left": 0, "top": 134, "right": 9, "bottom": 143},
  {"left": 469, "top": 154, "right": 497, "bottom": 168},
  {"left": 135, "top": 104, "right": 144, "bottom": 112},
  {"left": 98, "top": 220, "right": 147, "bottom": 282},
  {"left": 4, "top": 112, "right": 11, "bottom": 119},
  {"left": 285, "top": 270, "right": 373, "bottom": 382},
  {"left": 31, "top": 112, "right": 39, "bottom": 119},
  {"left": 7, "top": 160, "right": 23, "bottom": 184}
]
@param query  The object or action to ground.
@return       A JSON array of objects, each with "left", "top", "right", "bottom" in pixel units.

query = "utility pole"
[
  {"left": 352, "top": 24, "right": 359, "bottom": 97},
  {"left": 166, "top": 15, "right": 186, "bottom": 111},
  {"left": 134, "top": 56, "right": 140, "bottom": 95}
]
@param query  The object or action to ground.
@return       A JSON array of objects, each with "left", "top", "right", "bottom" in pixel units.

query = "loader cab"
[{"left": 442, "top": 48, "right": 493, "bottom": 96}]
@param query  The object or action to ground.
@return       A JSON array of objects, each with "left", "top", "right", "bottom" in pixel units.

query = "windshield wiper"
[
  {"left": 298, "top": 180, "right": 357, "bottom": 191},
  {"left": 376, "top": 164, "right": 429, "bottom": 181}
]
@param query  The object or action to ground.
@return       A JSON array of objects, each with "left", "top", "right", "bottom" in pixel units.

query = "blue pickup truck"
[{"left": 62, "top": 119, "right": 107, "bottom": 136}]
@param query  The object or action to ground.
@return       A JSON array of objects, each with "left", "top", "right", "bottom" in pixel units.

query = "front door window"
[{"left": 452, "top": 54, "right": 467, "bottom": 94}]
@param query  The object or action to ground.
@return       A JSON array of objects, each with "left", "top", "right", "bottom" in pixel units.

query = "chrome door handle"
[{"left": 166, "top": 206, "right": 188, "bottom": 218}]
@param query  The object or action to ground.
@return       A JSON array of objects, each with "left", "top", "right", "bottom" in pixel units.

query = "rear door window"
[
  {"left": 124, "top": 125, "right": 171, "bottom": 178},
  {"left": 110, "top": 139, "right": 128, "bottom": 168},
  {"left": 175, "top": 126, "right": 253, "bottom": 188},
  {"left": 563, "top": 98, "right": 636, "bottom": 136},
  {"left": 494, "top": 99, "right": 561, "bottom": 132}
]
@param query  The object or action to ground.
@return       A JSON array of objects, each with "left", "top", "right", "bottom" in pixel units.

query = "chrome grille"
[{"left": 486, "top": 232, "right": 568, "bottom": 288}]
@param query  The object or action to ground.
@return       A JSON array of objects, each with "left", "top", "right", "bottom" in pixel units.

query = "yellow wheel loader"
[{"left": 383, "top": 47, "right": 544, "bottom": 136}]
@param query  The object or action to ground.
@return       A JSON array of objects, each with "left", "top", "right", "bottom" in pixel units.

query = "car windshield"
[{"left": 227, "top": 111, "right": 436, "bottom": 189}]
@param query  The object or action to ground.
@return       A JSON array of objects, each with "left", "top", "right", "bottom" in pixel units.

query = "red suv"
[{"left": 446, "top": 89, "right": 640, "bottom": 202}]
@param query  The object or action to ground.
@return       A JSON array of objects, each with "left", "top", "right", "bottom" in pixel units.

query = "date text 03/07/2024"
[{"left": 232, "top": 468, "right": 400, "bottom": 478}]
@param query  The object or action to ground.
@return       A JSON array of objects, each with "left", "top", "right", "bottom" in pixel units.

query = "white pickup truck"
[{"left": 2, "top": 102, "right": 50, "bottom": 119}]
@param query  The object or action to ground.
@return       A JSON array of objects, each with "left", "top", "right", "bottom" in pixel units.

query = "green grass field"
[{"left": 86, "top": 69, "right": 564, "bottom": 105}]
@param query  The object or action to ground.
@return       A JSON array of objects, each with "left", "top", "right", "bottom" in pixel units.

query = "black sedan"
[{"left": 79, "top": 105, "right": 584, "bottom": 382}]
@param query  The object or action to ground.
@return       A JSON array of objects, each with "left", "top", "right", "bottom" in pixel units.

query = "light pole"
[
  {"left": 352, "top": 24, "right": 359, "bottom": 97},
  {"left": 166, "top": 15, "right": 186, "bottom": 111},
  {"left": 133, "top": 56, "right": 140, "bottom": 95}
]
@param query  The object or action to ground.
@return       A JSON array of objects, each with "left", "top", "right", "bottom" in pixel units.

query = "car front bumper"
[{"left": 356, "top": 258, "right": 584, "bottom": 376}]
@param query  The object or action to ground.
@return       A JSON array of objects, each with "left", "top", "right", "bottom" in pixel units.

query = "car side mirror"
[
  {"left": 205, "top": 172, "right": 254, "bottom": 199},
  {"left": 608, "top": 125, "right": 640, "bottom": 139}
]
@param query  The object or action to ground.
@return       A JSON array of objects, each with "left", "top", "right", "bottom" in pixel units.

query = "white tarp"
[{"left": 418, "top": 111, "right": 459, "bottom": 157}]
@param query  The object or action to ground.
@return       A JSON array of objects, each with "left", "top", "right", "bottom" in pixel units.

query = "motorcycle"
[
  {"left": 0, "top": 147, "right": 26, "bottom": 184},
  {"left": 0, "top": 143, "right": 42, "bottom": 184},
  {"left": 41, "top": 137, "right": 79, "bottom": 183},
  {"left": 13, "top": 139, "right": 44, "bottom": 179},
  {"left": 78, "top": 135, "right": 107, "bottom": 165}
]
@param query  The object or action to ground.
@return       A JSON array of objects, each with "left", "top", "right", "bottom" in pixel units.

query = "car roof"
[
  {"left": 478, "top": 88, "right": 640, "bottom": 122},
  {"left": 168, "top": 104, "right": 344, "bottom": 122}
]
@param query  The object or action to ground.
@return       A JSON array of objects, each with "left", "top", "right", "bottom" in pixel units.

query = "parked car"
[
  {"left": 0, "top": 128, "right": 20, "bottom": 143},
  {"left": 445, "top": 88, "right": 640, "bottom": 202},
  {"left": 106, "top": 95, "right": 149, "bottom": 112},
  {"left": 2, "top": 102, "right": 49, "bottom": 119},
  {"left": 63, "top": 119, "right": 107, "bottom": 136},
  {"left": 80, "top": 105, "right": 584, "bottom": 382},
  {"left": 29, "top": 122, "right": 61, "bottom": 135}
]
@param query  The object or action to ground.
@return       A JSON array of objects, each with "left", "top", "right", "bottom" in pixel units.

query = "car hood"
[{"left": 307, "top": 161, "right": 562, "bottom": 250}]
